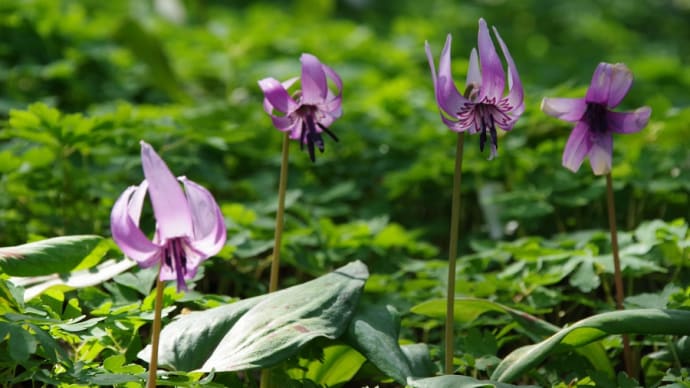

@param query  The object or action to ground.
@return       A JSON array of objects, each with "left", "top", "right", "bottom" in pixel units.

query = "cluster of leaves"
[{"left": 1, "top": 0, "right": 690, "bottom": 386}]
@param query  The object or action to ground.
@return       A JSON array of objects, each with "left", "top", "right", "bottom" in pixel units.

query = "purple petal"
[
  {"left": 585, "top": 63, "right": 613, "bottom": 105},
  {"left": 608, "top": 107, "right": 651, "bottom": 134},
  {"left": 321, "top": 63, "right": 343, "bottom": 117},
  {"left": 541, "top": 97, "right": 587, "bottom": 122},
  {"left": 562, "top": 121, "right": 593, "bottom": 173},
  {"left": 110, "top": 184, "right": 162, "bottom": 267},
  {"left": 300, "top": 53, "right": 328, "bottom": 104},
  {"left": 270, "top": 115, "right": 295, "bottom": 132},
  {"left": 589, "top": 132, "right": 613, "bottom": 175},
  {"left": 466, "top": 48, "right": 481, "bottom": 91},
  {"left": 426, "top": 34, "right": 469, "bottom": 119},
  {"left": 181, "top": 177, "right": 227, "bottom": 256},
  {"left": 477, "top": 18, "right": 505, "bottom": 101},
  {"left": 140, "top": 141, "right": 193, "bottom": 239},
  {"left": 606, "top": 63, "right": 633, "bottom": 108},
  {"left": 258, "top": 77, "right": 297, "bottom": 114},
  {"left": 493, "top": 26, "right": 523, "bottom": 114}
]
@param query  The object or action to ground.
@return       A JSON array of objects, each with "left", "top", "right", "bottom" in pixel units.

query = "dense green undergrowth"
[{"left": 1, "top": 0, "right": 689, "bottom": 386}]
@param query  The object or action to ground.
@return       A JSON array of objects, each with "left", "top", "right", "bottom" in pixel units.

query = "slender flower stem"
[
  {"left": 445, "top": 132, "right": 465, "bottom": 374},
  {"left": 147, "top": 266, "right": 165, "bottom": 388},
  {"left": 261, "top": 133, "right": 291, "bottom": 388},
  {"left": 269, "top": 133, "right": 290, "bottom": 293},
  {"left": 605, "top": 173, "right": 633, "bottom": 376}
]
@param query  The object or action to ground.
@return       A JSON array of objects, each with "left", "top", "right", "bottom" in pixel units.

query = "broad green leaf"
[
  {"left": 407, "top": 375, "right": 537, "bottom": 388},
  {"left": 492, "top": 309, "right": 690, "bottom": 383},
  {"left": 0, "top": 235, "right": 104, "bottom": 277},
  {"left": 199, "top": 261, "right": 368, "bottom": 372},
  {"left": 139, "top": 294, "right": 265, "bottom": 371},
  {"left": 401, "top": 343, "right": 436, "bottom": 378},
  {"left": 345, "top": 303, "right": 418, "bottom": 384},
  {"left": 143, "top": 261, "right": 368, "bottom": 372},
  {"left": 10, "top": 259, "right": 137, "bottom": 301}
]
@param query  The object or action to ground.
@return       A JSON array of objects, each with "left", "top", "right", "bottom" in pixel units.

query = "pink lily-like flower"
[
  {"left": 542, "top": 63, "right": 652, "bottom": 175},
  {"left": 258, "top": 53, "right": 343, "bottom": 162},
  {"left": 110, "top": 141, "right": 226, "bottom": 291},
  {"left": 425, "top": 18, "right": 524, "bottom": 159}
]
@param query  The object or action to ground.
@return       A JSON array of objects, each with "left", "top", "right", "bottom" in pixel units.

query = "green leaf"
[
  {"left": 7, "top": 323, "right": 37, "bottom": 362},
  {"left": 0, "top": 235, "right": 104, "bottom": 277},
  {"left": 411, "top": 298, "right": 612, "bottom": 377},
  {"left": 199, "top": 261, "right": 368, "bottom": 372},
  {"left": 143, "top": 261, "right": 368, "bottom": 372},
  {"left": 140, "top": 294, "right": 265, "bottom": 371},
  {"left": 492, "top": 309, "right": 690, "bottom": 383},
  {"left": 345, "top": 303, "right": 423, "bottom": 384},
  {"left": 401, "top": 343, "right": 436, "bottom": 378},
  {"left": 407, "top": 375, "right": 537, "bottom": 388},
  {"left": 288, "top": 344, "right": 366, "bottom": 386},
  {"left": 10, "top": 258, "right": 137, "bottom": 301}
]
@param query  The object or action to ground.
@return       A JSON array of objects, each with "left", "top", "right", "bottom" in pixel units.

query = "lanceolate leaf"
[
  {"left": 12, "top": 259, "right": 137, "bottom": 301},
  {"left": 345, "top": 303, "right": 431, "bottom": 384},
  {"left": 139, "top": 294, "right": 266, "bottom": 371},
  {"left": 199, "top": 261, "right": 368, "bottom": 372},
  {"left": 407, "top": 375, "right": 537, "bottom": 388},
  {"left": 0, "top": 235, "right": 104, "bottom": 277},
  {"left": 411, "top": 297, "right": 613, "bottom": 378},
  {"left": 142, "top": 261, "right": 368, "bottom": 372},
  {"left": 492, "top": 309, "right": 690, "bottom": 383}
]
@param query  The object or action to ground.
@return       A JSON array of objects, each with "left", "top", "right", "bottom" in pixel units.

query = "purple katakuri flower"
[
  {"left": 425, "top": 18, "right": 524, "bottom": 159},
  {"left": 541, "top": 63, "right": 652, "bottom": 175},
  {"left": 110, "top": 141, "right": 226, "bottom": 291},
  {"left": 258, "top": 53, "right": 343, "bottom": 162}
]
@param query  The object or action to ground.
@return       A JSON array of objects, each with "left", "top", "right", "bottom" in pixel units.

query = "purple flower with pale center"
[
  {"left": 110, "top": 141, "right": 226, "bottom": 291},
  {"left": 258, "top": 53, "right": 343, "bottom": 162},
  {"left": 541, "top": 63, "right": 652, "bottom": 175},
  {"left": 425, "top": 18, "right": 524, "bottom": 159}
]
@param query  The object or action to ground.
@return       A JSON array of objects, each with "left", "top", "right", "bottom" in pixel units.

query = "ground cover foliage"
[{"left": 1, "top": 0, "right": 690, "bottom": 386}]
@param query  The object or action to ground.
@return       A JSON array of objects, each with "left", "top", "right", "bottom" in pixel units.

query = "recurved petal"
[
  {"left": 321, "top": 63, "right": 343, "bottom": 117},
  {"left": 269, "top": 115, "right": 295, "bottom": 132},
  {"left": 493, "top": 26, "right": 523, "bottom": 114},
  {"left": 181, "top": 177, "right": 226, "bottom": 256},
  {"left": 562, "top": 121, "right": 593, "bottom": 173},
  {"left": 432, "top": 34, "right": 470, "bottom": 118},
  {"left": 606, "top": 63, "right": 633, "bottom": 108},
  {"left": 300, "top": 53, "right": 328, "bottom": 104},
  {"left": 541, "top": 97, "right": 587, "bottom": 122},
  {"left": 466, "top": 48, "right": 481, "bottom": 90},
  {"left": 140, "top": 141, "right": 193, "bottom": 239},
  {"left": 589, "top": 132, "right": 613, "bottom": 175},
  {"left": 477, "top": 18, "right": 505, "bottom": 101},
  {"left": 608, "top": 107, "right": 651, "bottom": 134},
  {"left": 110, "top": 184, "right": 162, "bottom": 267},
  {"left": 258, "top": 77, "right": 297, "bottom": 114}
]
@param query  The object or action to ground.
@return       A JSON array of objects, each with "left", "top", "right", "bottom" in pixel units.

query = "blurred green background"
[{"left": 1, "top": 0, "right": 689, "bottom": 288}]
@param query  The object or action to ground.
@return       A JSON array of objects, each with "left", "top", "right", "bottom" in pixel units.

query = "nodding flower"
[
  {"left": 110, "top": 141, "right": 226, "bottom": 291},
  {"left": 425, "top": 18, "right": 524, "bottom": 159},
  {"left": 259, "top": 53, "right": 343, "bottom": 162}
]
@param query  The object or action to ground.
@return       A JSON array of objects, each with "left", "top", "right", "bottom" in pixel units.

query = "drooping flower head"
[
  {"left": 110, "top": 141, "right": 226, "bottom": 291},
  {"left": 258, "top": 53, "right": 343, "bottom": 162},
  {"left": 425, "top": 18, "right": 524, "bottom": 159},
  {"left": 541, "top": 63, "right": 652, "bottom": 175}
]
